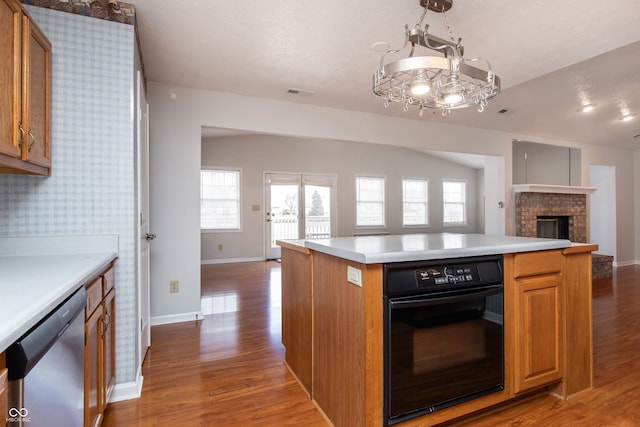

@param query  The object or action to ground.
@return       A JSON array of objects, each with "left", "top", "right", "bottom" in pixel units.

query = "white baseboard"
[
  {"left": 201, "top": 256, "right": 264, "bottom": 265},
  {"left": 151, "top": 311, "right": 205, "bottom": 326},
  {"left": 614, "top": 259, "right": 640, "bottom": 267},
  {"left": 109, "top": 372, "right": 144, "bottom": 403}
]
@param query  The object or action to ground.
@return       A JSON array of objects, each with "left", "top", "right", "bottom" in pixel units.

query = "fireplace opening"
[{"left": 537, "top": 216, "right": 570, "bottom": 239}]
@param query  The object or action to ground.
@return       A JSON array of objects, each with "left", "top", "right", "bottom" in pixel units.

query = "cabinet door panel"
[
  {"left": 103, "top": 288, "right": 116, "bottom": 408},
  {"left": 85, "top": 306, "right": 103, "bottom": 427},
  {"left": 22, "top": 15, "right": 50, "bottom": 168},
  {"left": 513, "top": 273, "right": 563, "bottom": 394},
  {"left": 0, "top": 0, "right": 22, "bottom": 158},
  {"left": 0, "top": 367, "right": 7, "bottom": 427}
]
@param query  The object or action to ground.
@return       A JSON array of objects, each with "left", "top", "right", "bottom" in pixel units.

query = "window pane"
[
  {"left": 443, "top": 180, "right": 466, "bottom": 224},
  {"left": 305, "top": 185, "right": 331, "bottom": 239},
  {"left": 403, "top": 179, "right": 428, "bottom": 226},
  {"left": 356, "top": 176, "right": 385, "bottom": 226},
  {"left": 201, "top": 169, "right": 240, "bottom": 230}
]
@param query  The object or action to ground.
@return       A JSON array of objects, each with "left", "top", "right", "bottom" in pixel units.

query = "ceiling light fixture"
[
  {"left": 581, "top": 104, "right": 594, "bottom": 113},
  {"left": 373, "top": 0, "right": 500, "bottom": 116}
]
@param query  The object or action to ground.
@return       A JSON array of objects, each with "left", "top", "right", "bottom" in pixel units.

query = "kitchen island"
[{"left": 278, "top": 233, "right": 597, "bottom": 427}]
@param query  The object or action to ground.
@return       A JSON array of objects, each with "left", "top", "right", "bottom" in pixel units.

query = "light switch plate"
[{"left": 347, "top": 266, "right": 362, "bottom": 287}]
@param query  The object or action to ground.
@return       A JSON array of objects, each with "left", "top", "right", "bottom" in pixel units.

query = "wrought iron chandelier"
[{"left": 373, "top": 0, "right": 500, "bottom": 116}]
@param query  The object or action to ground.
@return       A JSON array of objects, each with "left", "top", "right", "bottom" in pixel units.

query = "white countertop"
[
  {"left": 302, "top": 233, "right": 572, "bottom": 264},
  {"left": 0, "top": 236, "right": 118, "bottom": 353}
]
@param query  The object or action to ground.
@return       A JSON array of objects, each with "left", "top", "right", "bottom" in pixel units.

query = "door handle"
[{"left": 145, "top": 233, "right": 157, "bottom": 241}]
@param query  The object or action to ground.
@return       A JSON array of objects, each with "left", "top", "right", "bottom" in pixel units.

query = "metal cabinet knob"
[{"left": 145, "top": 233, "right": 157, "bottom": 241}]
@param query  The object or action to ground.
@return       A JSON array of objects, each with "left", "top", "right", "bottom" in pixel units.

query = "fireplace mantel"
[{"left": 512, "top": 184, "right": 597, "bottom": 195}]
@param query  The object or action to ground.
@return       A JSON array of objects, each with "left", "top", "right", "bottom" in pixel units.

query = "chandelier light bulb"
[
  {"left": 444, "top": 92, "right": 463, "bottom": 104},
  {"left": 410, "top": 82, "right": 431, "bottom": 96}
]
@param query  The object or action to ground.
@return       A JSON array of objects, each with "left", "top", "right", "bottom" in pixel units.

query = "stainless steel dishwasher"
[{"left": 6, "top": 286, "right": 86, "bottom": 427}]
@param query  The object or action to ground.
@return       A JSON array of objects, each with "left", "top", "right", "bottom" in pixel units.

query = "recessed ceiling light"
[
  {"left": 621, "top": 114, "right": 634, "bottom": 122},
  {"left": 581, "top": 104, "right": 594, "bottom": 113}
]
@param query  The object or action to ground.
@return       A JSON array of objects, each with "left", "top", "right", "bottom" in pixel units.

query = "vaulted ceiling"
[{"left": 131, "top": 0, "right": 640, "bottom": 150}]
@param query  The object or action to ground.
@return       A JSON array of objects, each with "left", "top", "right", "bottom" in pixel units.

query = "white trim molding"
[
  {"left": 109, "top": 372, "right": 144, "bottom": 403},
  {"left": 512, "top": 184, "right": 597, "bottom": 194},
  {"left": 151, "top": 311, "right": 204, "bottom": 326}
]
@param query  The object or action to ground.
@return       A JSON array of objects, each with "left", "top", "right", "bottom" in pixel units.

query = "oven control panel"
[
  {"left": 415, "top": 265, "right": 479, "bottom": 287},
  {"left": 383, "top": 255, "right": 503, "bottom": 296}
]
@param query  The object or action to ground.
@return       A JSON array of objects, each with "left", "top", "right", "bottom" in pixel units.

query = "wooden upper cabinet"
[
  {"left": 0, "top": 0, "right": 22, "bottom": 160},
  {"left": 21, "top": 14, "right": 51, "bottom": 169},
  {"left": 0, "top": 0, "right": 51, "bottom": 175}
]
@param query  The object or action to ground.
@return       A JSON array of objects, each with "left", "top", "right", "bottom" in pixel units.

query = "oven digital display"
[{"left": 415, "top": 265, "right": 479, "bottom": 287}]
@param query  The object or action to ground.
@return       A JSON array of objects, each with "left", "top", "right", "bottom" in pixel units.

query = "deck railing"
[{"left": 272, "top": 215, "right": 330, "bottom": 240}]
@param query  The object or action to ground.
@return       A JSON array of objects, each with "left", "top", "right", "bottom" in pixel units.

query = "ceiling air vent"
[{"left": 287, "top": 88, "right": 314, "bottom": 97}]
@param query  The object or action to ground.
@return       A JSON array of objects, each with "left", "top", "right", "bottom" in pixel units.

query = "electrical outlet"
[
  {"left": 347, "top": 266, "right": 362, "bottom": 287},
  {"left": 170, "top": 280, "right": 179, "bottom": 293}
]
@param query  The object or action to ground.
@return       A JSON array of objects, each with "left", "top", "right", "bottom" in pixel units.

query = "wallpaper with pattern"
[{"left": 0, "top": 6, "right": 139, "bottom": 384}]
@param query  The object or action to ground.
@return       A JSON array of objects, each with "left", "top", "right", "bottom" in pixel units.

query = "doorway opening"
[{"left": 589, "top": 164, "right": 616, "bottom": 261}]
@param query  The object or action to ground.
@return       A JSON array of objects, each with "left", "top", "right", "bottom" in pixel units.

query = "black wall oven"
[{"left": 383, "top": 255, "right": 504, "bottom": 426}]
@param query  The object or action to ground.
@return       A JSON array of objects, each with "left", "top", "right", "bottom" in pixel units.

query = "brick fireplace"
[
  {"left": 513, "top": 184, "right": 596, "bottom": 243},
  {"left": 515, "top": 192, "right": 587, "bottom": 242}
]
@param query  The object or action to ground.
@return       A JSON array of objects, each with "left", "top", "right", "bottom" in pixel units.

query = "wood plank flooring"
[{"left": 103, "top": 263, "right": 640, "bottom": 427}]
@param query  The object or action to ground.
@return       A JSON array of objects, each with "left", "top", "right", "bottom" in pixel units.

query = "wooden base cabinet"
[
  {"left": 1, "top": 352, "right": 6, "bottom": 427},
  {"left": 84, "top": 264, "right": 116, "bottom": 427},
  {"left": 506, "top": 250, "right": 563, "bottom": 395},
  {"left": 279, "top": 242, "right": 313, "bottom": 396},
  {"left": 0, "top": 0, "right": 51, "bottom": 176}
]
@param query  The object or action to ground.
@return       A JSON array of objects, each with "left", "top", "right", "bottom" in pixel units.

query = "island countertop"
[{"left": 299, "top": 233, "right": 572, "bottom": 264}]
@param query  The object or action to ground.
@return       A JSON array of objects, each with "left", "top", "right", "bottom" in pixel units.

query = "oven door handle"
[{"left": 388, "top": 286, "right": 502, "bottom": 309}]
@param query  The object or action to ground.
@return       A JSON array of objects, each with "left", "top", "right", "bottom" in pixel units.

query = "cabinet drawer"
[
  {"left": 513, "top": 250, "right": 562, "bottom": 278},
  {"left": 103, "top": 266, "right": 115, "bottom": 294},
  {"left": 85, "top": 278, "right": 102, "bottom": 318}
]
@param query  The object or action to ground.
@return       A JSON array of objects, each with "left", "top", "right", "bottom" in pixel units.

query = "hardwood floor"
[{"left": 103, "top": 263, "right": 640, "bottom": 427}]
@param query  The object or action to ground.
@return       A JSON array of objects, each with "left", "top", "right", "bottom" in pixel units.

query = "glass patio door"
[{"left": 265, "top": 173, "right": 335, "bottom": 259}]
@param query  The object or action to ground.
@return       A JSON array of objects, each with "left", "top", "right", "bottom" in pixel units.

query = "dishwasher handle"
[{"left": 6, "top": 286, "right": 87, "bottom": 380}]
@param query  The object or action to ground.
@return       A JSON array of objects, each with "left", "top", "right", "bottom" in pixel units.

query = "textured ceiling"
[{"left": 132, "top": 0, "right": 640, "bottom": 150}]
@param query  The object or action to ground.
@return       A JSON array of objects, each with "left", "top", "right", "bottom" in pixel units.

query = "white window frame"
[
  {"left": 355, "top": 175, "right": 386, "bottom": 228},
  {"left": 402, "top": 177, "right": 429, "bottom": 227},
  {"left": 442, "top": 179, "right": 467, "bottom": 226},
  {"left": 201, "top": 167, "right": 242, "bottom": 232}
]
